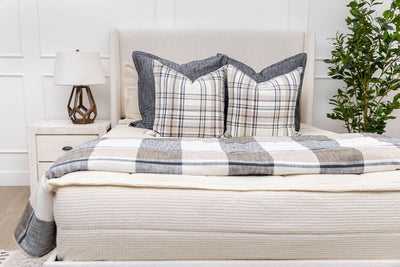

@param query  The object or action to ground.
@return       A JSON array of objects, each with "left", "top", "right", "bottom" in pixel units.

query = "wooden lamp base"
[{"left": 68, "top": 85, "right": 97, "bottom": 124}]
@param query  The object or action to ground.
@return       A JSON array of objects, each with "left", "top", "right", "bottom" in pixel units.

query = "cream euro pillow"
[{"left": 123, "top": 63, "right": 142, "bottom": 121}]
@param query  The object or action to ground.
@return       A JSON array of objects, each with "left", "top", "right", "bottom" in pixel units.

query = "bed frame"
[{"left": 44, "top": 25, "right": 398, "bottom": 266}]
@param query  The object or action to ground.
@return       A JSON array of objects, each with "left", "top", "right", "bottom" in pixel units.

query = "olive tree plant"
[{"left": 324, "top": 0, "right": 400, "bottom": 134}]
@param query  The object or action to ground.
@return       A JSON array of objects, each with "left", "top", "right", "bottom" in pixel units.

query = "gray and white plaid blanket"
[{"left": 15, "top": 133, "right": 400, "bottom": 256}]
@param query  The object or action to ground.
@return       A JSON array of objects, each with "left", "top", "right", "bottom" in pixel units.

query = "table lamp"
[{"left": 54, "top": 50, "right": 105, "bottom": 124}]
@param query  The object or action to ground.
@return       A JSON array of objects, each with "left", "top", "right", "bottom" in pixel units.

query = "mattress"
[{"left": 50, "top": 124, "right": 400, "bottom": 261}]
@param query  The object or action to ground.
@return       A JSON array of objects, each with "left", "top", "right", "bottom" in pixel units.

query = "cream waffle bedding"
[
  {"left": 47, "top": 124, "right": 400, "bottom": 261},
  {"left": 54, "top": 185, "right": 400, "bottom": 261}
]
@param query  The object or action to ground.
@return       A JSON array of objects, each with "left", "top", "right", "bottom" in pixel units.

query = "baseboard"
[{"left": 0, "top": 171, "right": 30, "bottom": 186}]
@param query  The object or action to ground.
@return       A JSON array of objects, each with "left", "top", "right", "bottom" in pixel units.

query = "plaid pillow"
[
  {"left": 132, "top": 51, "right": 226, "bottom": 129},
  {"left": 221, "top": 53, "right": 307, "bottom": 132},
  {"left": 225, "top": 65, "right": 302, "bottom": 137},
  {"left": 153, "top": 60, "right": 225, "bottom": 138}
]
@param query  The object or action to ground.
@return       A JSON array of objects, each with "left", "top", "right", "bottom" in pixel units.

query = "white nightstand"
[{"left": 28, "top": 120, "right": 111, "bottom": 194}]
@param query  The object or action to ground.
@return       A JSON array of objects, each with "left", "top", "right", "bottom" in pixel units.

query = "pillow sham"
[
  {"left": 132, "top": 51, "right": 226, "bottom": 129},
  {"left": 153, "top": 60, "right": 225, "bottom": 138},
  {"left": 221, "top": 53, "right": 307, "bottom": 132},
  {"left": 225, "top": 65, "right": 302, "bottom": 137}
]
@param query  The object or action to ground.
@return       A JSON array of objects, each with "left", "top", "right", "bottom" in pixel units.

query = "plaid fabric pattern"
[
  {"left": 46, "top": 133, "right": 400, "bottom": 178},
  {"left": 15, "top": 133, "right": 400, "bottom": 257},
  {"left": 225, "top": 65, "right": 302, "bottom": 137},
  {"left": 152, "top": 60, "right": 225, "bottom": 138}
]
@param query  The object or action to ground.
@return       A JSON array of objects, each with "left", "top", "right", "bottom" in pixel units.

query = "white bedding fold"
[{"left": 46, "top": 170, "right": 400, "bottom": 193}]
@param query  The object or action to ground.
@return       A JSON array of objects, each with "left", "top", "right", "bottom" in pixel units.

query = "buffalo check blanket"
[{"left": 15, "top": 133, "right": 400, "bottom": 256}]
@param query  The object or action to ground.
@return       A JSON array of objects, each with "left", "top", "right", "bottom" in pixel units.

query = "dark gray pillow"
[
  {"left": 132, "top": 51, "right": 226, "bottom": 129},
  {"left": 220, "top": 53, "right": 307, "bottom": 132}
]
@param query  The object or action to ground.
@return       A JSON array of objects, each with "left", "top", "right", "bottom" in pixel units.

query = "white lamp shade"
[{"left": 54, "top": 51, "right": 106, "bottom": 85}]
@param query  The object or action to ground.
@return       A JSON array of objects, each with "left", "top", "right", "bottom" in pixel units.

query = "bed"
[{"left": 17, "top": 26, "right": 400, "bottom": 266}]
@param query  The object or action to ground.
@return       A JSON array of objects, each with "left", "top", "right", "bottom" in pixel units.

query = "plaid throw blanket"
[{"left": 15, "top": 133, "right": 400, "bottom": 256}]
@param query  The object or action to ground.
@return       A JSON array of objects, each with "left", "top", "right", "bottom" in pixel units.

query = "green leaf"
[
  {"left": 376, "top": 17, "right": 386, "bottom": 24},
  {"left": 383, "top": 10, "right": 393, "bottom": 19}
]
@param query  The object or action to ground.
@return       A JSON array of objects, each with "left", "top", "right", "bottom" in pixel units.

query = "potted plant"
[{"left": 324, "top": 0, "right": 400, "bottom": 134}]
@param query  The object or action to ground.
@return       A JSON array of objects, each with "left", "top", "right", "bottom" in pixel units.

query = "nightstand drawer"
[
  {"left": 36, "top": 135, "right": 97, "bottom": 162},
  {"left": 38, "top": 162, "right": 54, "bottom": 179}
]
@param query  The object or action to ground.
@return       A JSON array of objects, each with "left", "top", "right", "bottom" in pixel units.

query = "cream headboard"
[{"left": 110, "top": 25, "right": 315, "bottom": 128}]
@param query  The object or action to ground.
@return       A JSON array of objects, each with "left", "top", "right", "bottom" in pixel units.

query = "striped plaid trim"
[
  {"left": 225, "top": 65, "right": 302, "bottom": 137},
  {"left": 153, "top": 60, "right": 225, "bottom": 138}
]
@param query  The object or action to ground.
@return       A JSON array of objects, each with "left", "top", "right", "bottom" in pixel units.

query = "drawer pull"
[{"left": 62, "top": 146, "right": 73, "bottom": 151}]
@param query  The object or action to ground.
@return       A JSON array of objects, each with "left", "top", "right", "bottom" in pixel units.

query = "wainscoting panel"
[
  {"left": 313, "top": 78, "right": 348, "bottom": 133},
  {"left": 314, "top": 59, "right": 330, "bottom": 79},
  {"left": 37, "top": 0, "right": 155, "bottom": 57},
  {"left": 42, "top": 76, "right": 71, "bottom": 121},
  {"left": 0, "top": 0, "right": 22, "bottom": 57},
  {"left": 155, "top": 0, "right": 176, "bottom": 27},
  {"left": 0, "top": 172, "right": 30, "bottom": 186},
  {"left": 0, "top": 76, "right": 27, "bottom": 150},
  {"left": 378, "top": 92, "right": 400, "bottom": 138},
  {"left": 0, "top": 154, "right": 28, "bottom": 173},
  {"left": 308, "top": 0, "right": 348, "bottom": 59},
  {"left": 175, "top": 0, "right": 290, "bottom": 29},
  {"left": 288, "top": 0, "right": 309, "bottom": 30}
]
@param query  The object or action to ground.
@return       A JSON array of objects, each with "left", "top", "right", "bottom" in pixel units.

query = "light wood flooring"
[{"left": 0, "top": 186, "right": 30, "bottom": 250}]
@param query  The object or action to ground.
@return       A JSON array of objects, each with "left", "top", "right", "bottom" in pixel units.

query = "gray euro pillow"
[
  {"left": 220, "top": 53, "right": 307, "bottom": 132},
  {"left": 132, "top": 51, "right": 226, "bottom": 129}
]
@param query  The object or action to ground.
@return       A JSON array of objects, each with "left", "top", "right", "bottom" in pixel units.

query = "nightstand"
[{"left": 28, "top": 120, "right": 111, "bottom": 194}]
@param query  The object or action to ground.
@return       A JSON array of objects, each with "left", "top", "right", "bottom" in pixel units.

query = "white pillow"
[{"left": 123, "top": 63, "right": 142, "bottom": 121}]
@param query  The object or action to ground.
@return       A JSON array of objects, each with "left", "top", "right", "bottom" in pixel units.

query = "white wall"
[{"left": 0, "top": 0, "right": 397, "bottom": 185}]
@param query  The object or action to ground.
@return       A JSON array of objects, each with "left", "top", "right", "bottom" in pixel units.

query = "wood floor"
[{"left": 0, "top": 186, "right": 30, "bottom": 250}]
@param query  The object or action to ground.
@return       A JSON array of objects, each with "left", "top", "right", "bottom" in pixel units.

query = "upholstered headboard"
[{"left": 110, "top": 25, "right": 315, "bottom": 127}]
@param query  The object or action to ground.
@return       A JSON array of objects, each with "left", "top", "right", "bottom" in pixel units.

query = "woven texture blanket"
[{"left": 15, "top": 133, "right": 400, "bottom": 256}]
